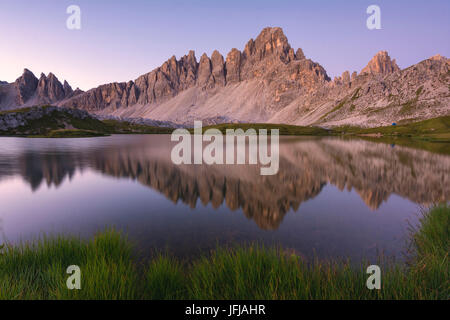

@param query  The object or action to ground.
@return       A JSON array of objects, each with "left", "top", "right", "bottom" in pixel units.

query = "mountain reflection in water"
[
  {"left": 0, "top": 135, "right": 448, "bottom": 231},
  {"left": 0, "top": 135, "right": 449, "bottom": 262}
]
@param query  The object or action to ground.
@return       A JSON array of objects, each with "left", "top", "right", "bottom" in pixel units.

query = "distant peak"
[
  {"left": 239, "top": 26, "right": 292, "bottom": 62},
  {"left": 430, "top": 54, "right": 446, "bottom": 61},
  {"left": 361, "top": 51, "right": 399, "bottom": 75},
  {"left": 255, "top": 27, "right": 290, "bottom": 50},
  {"left": 257, "top": 27, "right": 286, "bottom": 38},
  {"left": 375, "top": 50, "right": 388, "bottom": 56},
  {"left": 17, "top": 68, "right": 38, "bottom": 82},
  {"left": 295, "top": 48, "right": 305, "bottom": 60}
]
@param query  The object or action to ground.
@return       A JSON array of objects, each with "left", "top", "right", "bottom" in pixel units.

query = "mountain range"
[{"left": 1, "top": 27, "right": 449, "bottom": 127}]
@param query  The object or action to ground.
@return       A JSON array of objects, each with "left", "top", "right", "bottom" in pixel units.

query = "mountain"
[
  {"left": 59, "top": 27, "right": 330, "bottom": 124},
  {"left": 0, "top": 69, "right": 81, "bottom": 110},
  {"left": 270, "top": 53, "right": 450, "bottom": 127},
  {"left": 1, "top": 27, "right": 449, "bottom": 127}
]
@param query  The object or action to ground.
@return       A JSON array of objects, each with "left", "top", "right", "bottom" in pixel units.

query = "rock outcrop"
[
  {"left": 14, "top": 69, "right": 39, "bottom": 105},
  {"left": 37, "top": 73, "right": 67, "bottom": 103},
  {"left": 361, "top": 51, "right": 400, "bottom": 75},
  {"left": 0, "top": 106, "right": 93, "bottom": 133}
]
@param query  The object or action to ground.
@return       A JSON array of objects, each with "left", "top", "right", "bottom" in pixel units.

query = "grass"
[
  {"left": 0, "top": 205, "right": 448, "bottom": 300},
  {"left": 0, "top": 106, "right": 111, "bottom": 137},
  {"left": 1, "top": 106, "right": 449, "bottom": 156},
  {"left": 0, "top": 105, "right": 52, "bottom": 115},
  {"left": 351, "top": 87, "right": 362, "bottom": 101},
  {"left": 101, "top": 119, "right": 174, "bottom": 134},
  {"left": 399, "top": 86, "right": 423, "bottom": 115},
  {"left": 196, "top": 116, "right": 449, "bottom": 142},
  {"left": 334, "top": 115, "right": 450, "bottom": 137},
  {"left": 1, "top": 106, "right": 448, "bottom": 143},
  {"left": 334, "top": 115, "right": 450, "bottom": 154},
  {"left": 192, "top": 123, "right": 331, "bottom": 136},
  {"left": 356, "top": 136, "right": 450, "bottom": 156},
  {"left": 29, "top": 129, "right": 108, "bottom": 138},
  {"left": 0, "top": 231, "right": 138, "bottom": 299},
  {"left": 320, "top": 100, "right": 347, "bottom": 120},
  {"left": 196, "top": 117, "right": 450, "bottom": 155}
]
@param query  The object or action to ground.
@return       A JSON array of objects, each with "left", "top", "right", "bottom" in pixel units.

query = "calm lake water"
[{"left": 0, "top": 135, "right": 448, "bottom": 263}]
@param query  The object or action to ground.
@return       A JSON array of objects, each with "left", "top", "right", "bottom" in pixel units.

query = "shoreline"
[{"left": 0, "top": 205, "right": 448, "bottom": 300}]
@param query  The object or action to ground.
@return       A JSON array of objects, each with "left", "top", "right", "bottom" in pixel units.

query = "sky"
[{"left": 0, "top": 0, "right": 449, "bottom": 91}]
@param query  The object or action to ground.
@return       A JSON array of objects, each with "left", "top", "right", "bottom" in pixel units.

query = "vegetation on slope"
[
  {"left": 102, "top": 119, "right": 174, "bottom": 135},
  {"left": 333, "top": 115, "right": 450, "bottom": 154},
  {"left": 198, "top": 116, "right": 449, "bottom": 140},
  {"left": 32, "top": 129, "right": 109, "bottom": 138},
  {"left": 0, "top": 106, "right": 174, "bottom": 137},
  {"left": 194, "top": 123, "right": 331, "bottom": 136},
  {"left": 0, "top": 205, "right": 448, "bottom": 300},
  {"left": 333, "top": 115, "right": 450, "bottom": 138}
]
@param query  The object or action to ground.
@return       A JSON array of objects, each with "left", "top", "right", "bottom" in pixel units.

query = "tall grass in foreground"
[
  {"left": 0, "top": 206, "right": 448, "bottom": 300},
  {"left": 0, "top": 231, "right": 138, "bottom": 299}
]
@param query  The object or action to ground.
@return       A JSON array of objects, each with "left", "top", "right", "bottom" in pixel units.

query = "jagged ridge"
[{"left": 1, "top": 27, "right": 449, "bottom": 127}]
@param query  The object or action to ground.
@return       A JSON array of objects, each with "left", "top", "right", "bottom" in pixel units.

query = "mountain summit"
[
  {"left": 361, "top": 51, "right": 400, "bottom": 75},
  {"left": 1, "top": 27, "right": 448, "bottom": 127}
]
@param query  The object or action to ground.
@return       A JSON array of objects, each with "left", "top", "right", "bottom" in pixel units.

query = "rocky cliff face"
[
  {"left": 55, "top": 27, "right": 331, "bottom": 122},
  {"left": 2, "top": 27, "right": 449, "bottom": 127},
  {"left": 60, "top": 27, "right": 328, "bottom": 115},
  {"left": 360, "top": 51, "right": 400, "bottom": 75},
  {"left": 270, "top": 52, "right": 450, "bottom": 127},
  {"left": 0, "top": 69, "right": 80, "bottom": 111},
  {"left": 14, "top": 68, "right": 39, "bottom": 105}
]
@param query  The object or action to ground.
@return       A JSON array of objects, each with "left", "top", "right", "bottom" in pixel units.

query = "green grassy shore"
[
  {"left": 0, "top": 205, "right": 448, "bottom": 300},
  {"left": 200, "top": 116, "right": 450, "bottom": 155},
  {"left": 1, "top": 106, "right": 448, "bottom": 142}
]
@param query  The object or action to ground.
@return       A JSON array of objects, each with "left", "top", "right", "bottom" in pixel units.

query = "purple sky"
[{"left": 1, "top": 0, "right": 449, "bottom": 90}]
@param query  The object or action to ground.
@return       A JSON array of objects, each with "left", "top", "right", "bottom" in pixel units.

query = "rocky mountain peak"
[
  {"left": 239, "top": 27, "right": 294, "bottom": 65},
  {"left": 6, "top": 69, "right": 77, "bottom": 107},
  {"left": 59, "top": 27, "right": 332, "bottom": 113},
  {"left": 361, "top": 51, "right": 400, "bottom": 76},
  {"left": 14, "top": 68, "right": 39, "bottom": 104},
  {"left": 295, "top": 48, "right": 306, "bottom": 60},
  {"left": 37, "top": 72, "right": 66, "bottom": 102},
  {"left": 430, "top": 54, "right": 446, "bottom": 61},
  {"left": 22, "top": 68, "right": 34, "bottom": 76},
  {"left": 47, "top": 72, "right": 58, "bottom": 80},
  {"left": 197, "top": 53, "right": 213, "bottom": 88},
  {"left": 253, "top": 27, "right": 291, "bottom": 59},
  {"left": 63, "top": 80, "right": 73, "bottom": 95},
  {"left": 225, "top": 48, "right": 242, "bottom": 83},
  {"left": 210, "top": 50, "right": 226, "bottom": 86}
]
